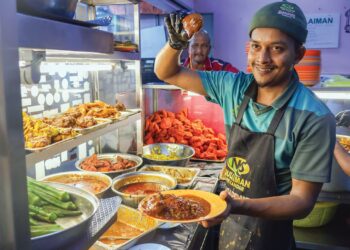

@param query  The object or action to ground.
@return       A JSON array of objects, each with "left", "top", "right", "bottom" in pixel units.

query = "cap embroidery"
[{"left": 278, "top": 3, "right": 296, "bottom": 19}]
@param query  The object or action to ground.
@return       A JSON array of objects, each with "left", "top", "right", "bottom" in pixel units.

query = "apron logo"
[
  {"left": 227, "top": 156, "right": 250, "bottom": 176},
  {"left": 224, "top": 156, "right": 251, "bottom": 192}
]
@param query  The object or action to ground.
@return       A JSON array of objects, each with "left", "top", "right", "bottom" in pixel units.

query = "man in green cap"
[{"left": 155, "top": 1, "right": 335, "bottom": 249}]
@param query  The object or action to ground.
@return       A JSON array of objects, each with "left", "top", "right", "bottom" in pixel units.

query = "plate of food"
[
  {"left": 336, "top": 134, "right": 350, "bottom": 152},
  {"left": 138, "top": 189, "right": 227, "bottom": 223}
]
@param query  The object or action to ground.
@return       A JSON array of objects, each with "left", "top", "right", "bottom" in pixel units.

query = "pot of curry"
[
  {"left": 41, "top": 171, "right": 112, "bottom": 198},
  {"left": 111, "top": 171, "right": 177, "bottom": 208}
]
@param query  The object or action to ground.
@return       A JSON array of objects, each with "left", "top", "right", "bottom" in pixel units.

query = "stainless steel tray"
[
  {"left": 31, "top": 182, "right": 99, "bottom": 249},
  {"left": 91, "top": 204, "right": 160, "bottom": 250},
  {"left": 139, "top": 165, "right": 200, "bottom": 188},
  {"left": 25, "top": 137, "right": 75, "bottom": 152}
]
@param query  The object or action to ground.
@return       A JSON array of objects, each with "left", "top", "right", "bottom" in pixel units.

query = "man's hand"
[
  {"left": 335, "top": 110, "right": 350, "bottom": 127},
  {"left": 199, "top": 190, "right": 233, "bottom": 228},
  {"left": 164, "top": 12, "right": 190, "bottom": 50}
]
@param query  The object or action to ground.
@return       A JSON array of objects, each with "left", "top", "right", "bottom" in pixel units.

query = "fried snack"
[
  {"left": 43, "top": 115, "right": 76, "bottom": 128},
  {"left": 115, "top": 102, "right": 126, "bottom": 111},
  {"left": 65, "top": 106, "right": 82, "bottom": 118},
  {"left": 76, "top": 116, "right": 97, "bottom": 128},
  {"left": 23, "top": 112, "right": 77, "bottom": 148},
  {"left": 25, "top": 136, "right": 51, "bottom": 148},
  {"left": 65, "top": 100, "right": 121, "bottom": 119},
  {"left": 52, "top": 128, "right": 77, "bottom": 142},
  {"left": 182, "top": 13, "right": 203, "bottom": 38}
]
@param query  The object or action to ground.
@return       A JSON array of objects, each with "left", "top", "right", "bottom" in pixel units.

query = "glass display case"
[{"left": 0, "top": 1, "right": 142, "bottom": 249}]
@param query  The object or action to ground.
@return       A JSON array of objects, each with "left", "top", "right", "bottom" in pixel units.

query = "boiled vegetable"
[
  {"left": 30, "top": 224, "right": 63, "bottom": 237},
  {"left": 27, "top": 177, "right": 70, "bottom": 201}
]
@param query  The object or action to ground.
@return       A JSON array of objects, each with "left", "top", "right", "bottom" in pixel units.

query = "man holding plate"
[{"left": 154, "top": 2, "right": 335, "bottom": 250}]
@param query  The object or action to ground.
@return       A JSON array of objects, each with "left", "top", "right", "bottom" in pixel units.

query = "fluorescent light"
[
  {"left": 40, "top": 62, "right": 113, "bottom": 74},
  {"left": 314, "top": 91, "right": 350, "bottom": 100}
]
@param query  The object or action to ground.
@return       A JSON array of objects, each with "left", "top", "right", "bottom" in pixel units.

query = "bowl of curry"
[
  {"left": 111, "top": 171, "right": 177, "bottom": 208},
  {"left": 41, "top": 171, "right": 112, "bottom": 198}
]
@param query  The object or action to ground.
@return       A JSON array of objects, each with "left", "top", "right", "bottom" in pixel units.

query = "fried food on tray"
[
  {"left": 115, "top": 101, "right": 126, "bottom": 111},
  {"left": 65, "top": 106, "right": 82, "bottom": 118},
  {"left": 25, "top": 136, "right": 51, "bottom": 148},
  {"left": 22, "top": 112, "right": 77, "bottom": 149},
  {"left": 67, "top": 100, "right": 121, "bottom": 119},
  {"left": 79, "top": 154, "right": 137, "bottom": 172},
  {"left": 76, "top": 116, "right": 97, "bottom": 128},
  {"left": 43, "top": 115, "right": 76, "bottom": 128},
  {"left": 140, "top": 193, "right": 210, "bottom": 220}
]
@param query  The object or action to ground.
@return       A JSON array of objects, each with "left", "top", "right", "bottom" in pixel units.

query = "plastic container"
[
  {"left": 294, "top": 50, "right": 321, "bottom": 87},
  {"left": 293, "top": 201, "right": 339, "bottom": 227}
]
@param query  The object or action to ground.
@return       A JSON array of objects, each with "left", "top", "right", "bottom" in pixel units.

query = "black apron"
[{"left": 219, "top": 82, "right": 295, "bottom": 250}]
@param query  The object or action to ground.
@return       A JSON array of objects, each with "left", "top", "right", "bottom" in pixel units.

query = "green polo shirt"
[{"left": 199, "top": 71, "right": 336, "bottom": 195}]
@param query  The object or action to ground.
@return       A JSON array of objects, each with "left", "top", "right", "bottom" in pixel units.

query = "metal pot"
[
  {"left": 40, "top": 171, "right": 112, "bottom": 198},
  {"left": 111, "top": 171, "right": 177, "bottom": 208},
  {"left": 75, "top": 153, "right": 143, "bottom": 179},
  {"left": 142, "top": 143, "right": 195, "bottom": 166}
]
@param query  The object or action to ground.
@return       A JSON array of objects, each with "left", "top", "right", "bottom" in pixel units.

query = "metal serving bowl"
[
  {"left": 40, "top": 171, "right": 112, "bottom": 198},
  {"left": 75, "top": 153, "right": 143, "bottom": 178},
  {"left": 142, "top": 143, "right": 195, "bottom": 166},
  {"left": 18, "top": 0, "right": 79, "bottom": 19},
  {"left": 31, "top": 182, "right": 99, "bottom": 250},
  {"left": 111, "top": 171, "right": 177, "bottom": 208}
]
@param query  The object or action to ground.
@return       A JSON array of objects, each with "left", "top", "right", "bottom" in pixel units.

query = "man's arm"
[
  {"left": 229, "top": 179, "right": 321, "bottom": 219},
  {"left": 334, "top": 141, "right": 350, "bottom": 176},
  {"left": 154, "top": 43, "right": 206, "bottom": 95},
  {"left": 201, "top": 179, "right": 322, "bottom": 228}
]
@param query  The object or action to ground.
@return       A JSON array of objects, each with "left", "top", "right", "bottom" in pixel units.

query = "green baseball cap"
[{"left": 249, "top": 1, "right": 308, "bottom": 44}]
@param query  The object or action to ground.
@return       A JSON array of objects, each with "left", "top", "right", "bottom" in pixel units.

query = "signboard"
[{"left": 305, "top": 13, "right": 340, "bottom": 48}]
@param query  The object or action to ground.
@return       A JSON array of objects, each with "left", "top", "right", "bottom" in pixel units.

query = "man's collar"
[{"left": 245, "top": 70, "right": 299, "bottom": 110}]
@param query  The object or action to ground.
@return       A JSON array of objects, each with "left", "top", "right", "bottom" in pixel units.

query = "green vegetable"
[
  {"left": 27, "top": 177, "right": 70, "bottom": 202},
  {"left": 29, "top": 205, "right": 57, "bottom": 223},
  {"left": 30, "top": 224, "right": 63, "bottom": 237},
  {"left": 42, "top": 205, "right": 82, "bottom": 217},
  {"left": 28, "top": 186, "right": 77, "bottom": 211},
  {"left": 29, "top": 217, "right": 39, "bottom": 226},
  {"left": 28, "top": 191, "right": 42, "bottom": 206}
]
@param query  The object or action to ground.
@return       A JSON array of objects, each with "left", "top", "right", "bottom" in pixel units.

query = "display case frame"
[{"left": 1, "top": 1, "right": 143, "bottom": 249}]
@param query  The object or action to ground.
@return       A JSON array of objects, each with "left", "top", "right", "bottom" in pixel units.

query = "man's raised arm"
[{"left": 154, "top": 13, "right": 207, "bottom": 96}]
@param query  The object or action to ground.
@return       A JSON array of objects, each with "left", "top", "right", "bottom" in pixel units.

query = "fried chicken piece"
[
  {"left": 50, "top": 115, "right": 76, "bottom": 128},
  {"left": 76, "top": 116, "right": 97, "bottom": 128},
  {"left": 115, "top": 102, "right": 126, "bottom": 111}
]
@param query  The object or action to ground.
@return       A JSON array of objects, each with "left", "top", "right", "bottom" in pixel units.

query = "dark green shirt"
[{"left": 200, "top": 71, "right": 336, "bottom": 194}]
